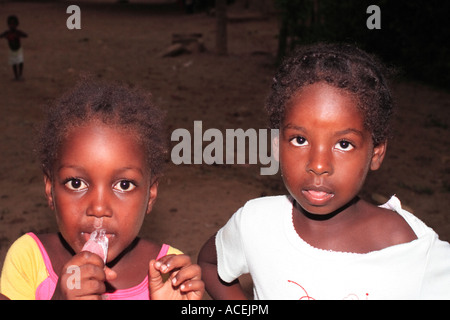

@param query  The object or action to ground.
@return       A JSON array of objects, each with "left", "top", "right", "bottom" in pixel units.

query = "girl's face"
[
  {"left": 278, "top": 82, "right": 386, "bottom": 216},
  {"left": 44, "top": 121, "right": 157, "bottom": 262}
]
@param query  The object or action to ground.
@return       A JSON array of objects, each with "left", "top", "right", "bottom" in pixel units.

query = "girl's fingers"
[
  {"left": 179, "top": 279, "right": 205, "bottom": 294},
  {"left": 148, "top": 259, "right": 164, "bottom": 287},
  {"left": 104, "top": 267, "right": 117, "bottom": 282},
  {"left": 171, "top": 264, "right": 202, "bottom": 287},
  {"left": 153, "top": 254, "right": 204, "bottom": 298},
  {"left": 154, "top": 254, "right": 191, "bottom": 274},
  {"left": 154, "top": 254, "right": 202, "bottom": 286}
]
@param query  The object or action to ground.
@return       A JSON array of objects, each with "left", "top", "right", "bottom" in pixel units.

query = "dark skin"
[
  {"left": 43, "top": 120, "right": 203, "bottom": 300},
  {"left": 198, "top": 234, "right": 247, "bottom": 300},
  {"left": 198, "top": 82, "right": 417, "bottom": 299},
  {"left": 44, "top": 233, "right": 201, "bottom": 300}
]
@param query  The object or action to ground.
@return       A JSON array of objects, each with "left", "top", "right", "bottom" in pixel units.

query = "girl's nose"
[
  {"left": 86, "top": 187, "right": 113, "bottom": 218},
  {"left": 306, "top": 146, "right": 333, "bottom": 176}
]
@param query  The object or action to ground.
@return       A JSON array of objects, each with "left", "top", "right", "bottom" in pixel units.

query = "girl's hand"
[
  {"left": 148, "top": 254, "right": 204, "bottom": 300},
  {"left": 53, "top": 252, "right": 117, "bottom": 300}
]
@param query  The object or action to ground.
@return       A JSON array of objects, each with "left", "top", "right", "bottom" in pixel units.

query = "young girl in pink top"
[{"left": 0, "top": 78, "right": 204, "bottom": 300}]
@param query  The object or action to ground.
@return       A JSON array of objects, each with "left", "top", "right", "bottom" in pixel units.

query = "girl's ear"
[
  {"left": 146, "top": 180, "right": 159, "bottom": 215},
  {"left": 370, "top": 140, "right": 387, "bottom": 171},
  {"left": 44, "top": 173, "right": 55, "bottom": 210}
]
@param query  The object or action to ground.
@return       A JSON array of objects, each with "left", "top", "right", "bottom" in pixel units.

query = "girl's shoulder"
[
  {"left": 34, "top": 233, "right": 73, "bottom": 276},
  {"left": 134, "top": 238, "right": 165, "bottom": 259},
  {"left": 135, "top": 239, "right": 183, "bottom": 259},
  {"left": 362, "top": 200, "right": 418, "bottom": 249}
]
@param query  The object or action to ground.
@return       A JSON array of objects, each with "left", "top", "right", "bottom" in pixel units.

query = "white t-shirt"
[{"left": 216, "top": 195, "right": 450, "bottom": 300}]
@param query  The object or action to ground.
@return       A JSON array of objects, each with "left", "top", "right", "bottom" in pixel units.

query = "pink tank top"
[{"left": 28, "top": 233, "right": 170, "bottom": 300}]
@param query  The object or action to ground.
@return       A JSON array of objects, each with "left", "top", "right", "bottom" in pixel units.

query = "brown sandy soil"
[{"left": 0, "top": 0, "right": 449, "bottom": 299}]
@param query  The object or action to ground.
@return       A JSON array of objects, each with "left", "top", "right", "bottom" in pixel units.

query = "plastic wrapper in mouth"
[{"left": 82, "top": 229, "right": 108, "bottom": 263}]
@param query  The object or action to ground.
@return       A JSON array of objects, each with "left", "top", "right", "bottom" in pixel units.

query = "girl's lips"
[
  {"left": 81, "top": 231, "right": 115, "bottom": 243},
  {"left": 302, "top": 188, "right": 334, "bottom": 205}
]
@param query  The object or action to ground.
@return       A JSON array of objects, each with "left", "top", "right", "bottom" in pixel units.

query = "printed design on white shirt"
[
  {"left": 287, "top": 280, "right": 315, "bottom": 300},
  {"left": 288, "top": 280, "right": 370, "bottom": 300}
]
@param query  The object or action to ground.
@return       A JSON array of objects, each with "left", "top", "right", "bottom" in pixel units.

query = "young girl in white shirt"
[{"left": 198, "top": 43, "right": 450, "bottom": 300}]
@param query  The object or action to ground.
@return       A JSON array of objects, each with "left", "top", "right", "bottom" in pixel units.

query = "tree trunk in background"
[{"left": 216, "top": 0, "right": 227, "bottom": 55}]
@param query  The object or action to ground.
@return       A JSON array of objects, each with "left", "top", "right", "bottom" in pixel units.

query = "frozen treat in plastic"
[{"left": 82, "top": 229, "right": 108, "bottom": 263}]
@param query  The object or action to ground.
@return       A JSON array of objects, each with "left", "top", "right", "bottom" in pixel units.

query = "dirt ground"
[{"left": 0, "top": 1, "right": 449, "bottom": 298}]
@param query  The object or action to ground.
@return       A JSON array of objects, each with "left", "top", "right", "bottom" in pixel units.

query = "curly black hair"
[
  {"left": 266, "top": 43, "right": 395, "bottom": 146},
  {"left": 38, "top": 77, "right": 167, "bottom": 178}
]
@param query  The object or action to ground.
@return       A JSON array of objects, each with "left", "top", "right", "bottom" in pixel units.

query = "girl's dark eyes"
[
  {"left": 289, "top": 136, "right": 308, "bottom": 147},
  {"left": 64, "top": 178, "right": 88, "bottom": 191},
  {"left": 335, "top": 140, "right": 354, "bottom": 151},
  {"left": 288, "top": 137, "right": 354, "bottom": 151},
  {"left": 63, "top": 178, "right": 136, "bottom": 192},
  {"left": 113, "top": 180, "right": 136, "bottom": 192}
]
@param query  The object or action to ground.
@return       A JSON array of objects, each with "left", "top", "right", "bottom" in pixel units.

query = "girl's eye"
[
  {"left": 335, "top": 140, "right": 354, "bottom": 151},
  {"left": 290, "top": 136, "right": 309, "bottom": 147},
  {"left": 65, "top": 178, "right": 88, "bottom": 191},
  {"left": 113, "top": 180, "right": 136, "bottom": 192}
]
